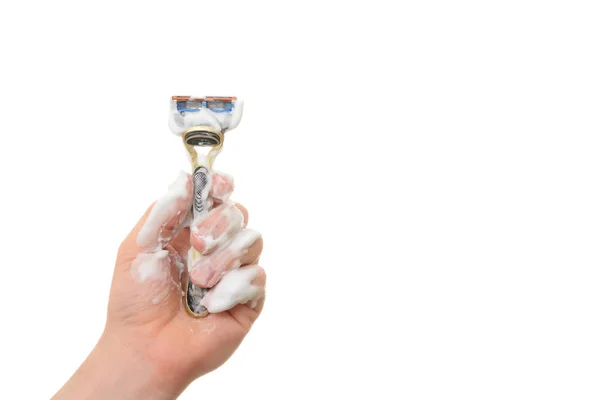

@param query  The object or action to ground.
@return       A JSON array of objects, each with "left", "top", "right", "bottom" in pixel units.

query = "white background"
[{"left": 0, "top": 1, "right": 599, "bottom": 399}]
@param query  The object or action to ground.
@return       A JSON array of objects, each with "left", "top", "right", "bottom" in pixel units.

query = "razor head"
[
  {"left": 169, "top": 96, "right": 243, "bottom": 146},
  {"left": 174, "top": 96, "right": 235, "bottom": 113}
]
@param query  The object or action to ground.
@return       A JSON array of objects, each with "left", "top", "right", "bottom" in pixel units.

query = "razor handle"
[{"left": 186, "top": 166, "right": 211, "bottom": 316}]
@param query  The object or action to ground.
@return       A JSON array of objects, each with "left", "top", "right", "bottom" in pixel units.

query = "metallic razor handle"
[{"left": 186, "top": 166, "right": 211, "bottom": 316}]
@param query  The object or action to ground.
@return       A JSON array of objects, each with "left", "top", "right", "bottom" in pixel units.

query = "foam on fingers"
[
  {"left": 189, "top": 229, "right": 262, "bottom": 287},
  {"left": 210, "top": 172, "right": 235, "bottom": 201},
  {"left": 137, "top": 171, "right": 192, "bottom": 252},
  {"left": 201, "top": 265, "right": 265, "bottom": 313},
  {"left": 227, "top": 229, "right": 262, "bottom": 254},
  {"left": 190, "top": 202, "right": 245, "bottom": 254}
]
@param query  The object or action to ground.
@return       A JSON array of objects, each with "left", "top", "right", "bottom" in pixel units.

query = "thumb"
[{"left": 118, "top": 171, "right": 193, "bottom": 264}]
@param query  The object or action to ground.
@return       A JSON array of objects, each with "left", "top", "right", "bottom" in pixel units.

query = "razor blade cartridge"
[
  {"left": 173, "top": 96, "right": 236, "bottom": 114},
  {"left": 168, "top": 96, "right": 244, "bottom": 145}
]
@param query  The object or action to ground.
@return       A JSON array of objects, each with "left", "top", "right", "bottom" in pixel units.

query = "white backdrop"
[{"left": 0, "top": 1, "right": 599, "bottom": 399}]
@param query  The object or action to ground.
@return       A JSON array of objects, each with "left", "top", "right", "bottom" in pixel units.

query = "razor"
[{"left": 168, "top": 96, "right": 244, "bottom": 317}]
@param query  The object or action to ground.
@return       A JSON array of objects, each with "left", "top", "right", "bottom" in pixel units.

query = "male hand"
[{"left": 53, "top": 171, "right": 265, "bottom": 400}]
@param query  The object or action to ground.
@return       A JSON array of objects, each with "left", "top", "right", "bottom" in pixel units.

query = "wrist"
[{"left": 53, "top": 332, "right": 184, "bottom": 400}]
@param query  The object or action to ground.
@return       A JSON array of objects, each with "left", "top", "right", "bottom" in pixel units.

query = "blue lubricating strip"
[
  {"left": 176, "top": 101, "right": 189, "bottom": 112},
  {"left": 209, "top": 102, "right": 234, "bottom": 113},
  {"left": 176, "top": 100, "right": 234, "bottom": 113}
]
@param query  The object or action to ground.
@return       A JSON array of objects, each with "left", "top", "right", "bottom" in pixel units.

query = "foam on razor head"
[{"left": 168, "top": 96, "right": 244, "bottom": 137}]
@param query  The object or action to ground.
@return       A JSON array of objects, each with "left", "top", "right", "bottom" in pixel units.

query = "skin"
[{"left": 52, "top": 172, "right": 266, "bottom": 400}]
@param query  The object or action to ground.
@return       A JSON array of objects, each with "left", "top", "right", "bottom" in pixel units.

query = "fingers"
[
  {"left": 234, "top": 203, "right": 249, "bottom": 226},
  {"left": 190, "top": 202, "right": 248, "bottom": 252},
  {"left": 185, "top": 171, "right": 265, "bottom": 321},
  {"left": 210, "top": 172, "right": 234, "bottom": 202},
  {"left": 189, "top": 230, "right": 262, "bottom": 288},
  {"left": 200, "top": 265, "right": 266, "bottom": 314},
  {"left": 190, "top": 202, "right": 246, "bottom": 255},
  {"left": 135, "top": 171, "right": 193, "bottom": 253},
  {"left": 226, "top": 269, "right": 266, "bottom": 328}
]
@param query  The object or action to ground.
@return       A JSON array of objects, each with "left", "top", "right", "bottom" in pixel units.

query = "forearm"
[{"left": 52, "top": 334, "right": 182, "bottom": 400}]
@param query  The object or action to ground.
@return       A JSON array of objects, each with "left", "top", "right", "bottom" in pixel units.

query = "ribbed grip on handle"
[{"left": 186, "top": 166, "right": 212, "bottom": 317}]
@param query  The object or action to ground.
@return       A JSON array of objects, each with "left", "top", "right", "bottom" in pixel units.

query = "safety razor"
[{"left": 168, "top": 96, "right": 244, "bottom": 317}]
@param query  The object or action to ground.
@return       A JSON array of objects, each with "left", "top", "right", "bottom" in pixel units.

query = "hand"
[{"left": 53, "top": 171, "right": 266, "bottom": 400}]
